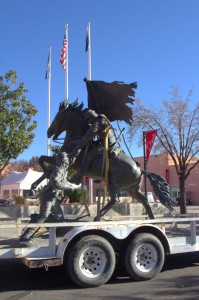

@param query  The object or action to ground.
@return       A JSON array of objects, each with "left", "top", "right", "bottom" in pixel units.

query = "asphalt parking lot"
[{"left": 0, "top": 252, "right": 199, "bottom": 300}]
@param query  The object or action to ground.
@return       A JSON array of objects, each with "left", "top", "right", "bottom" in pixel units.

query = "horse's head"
[
  {"left": 47, "top": 98, "right": 89, "bottom": 142},
  {"left": 47, "top": 99, "right": 69, "bottom": 140}
]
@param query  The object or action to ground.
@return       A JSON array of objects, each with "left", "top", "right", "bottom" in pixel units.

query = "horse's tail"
[{"left": 142, "top": 171, "right": 176, "bottom": 211}]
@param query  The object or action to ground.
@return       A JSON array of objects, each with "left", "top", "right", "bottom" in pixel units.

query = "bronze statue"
[
  {"left": 30, "top": 102, "right": 175, "bottom": 222},
  {"left": 19, "top": 152, "right": 80, "bottom": 244},
  {"left": 27, "top": 79, "right": 175, "bottom": 229}
]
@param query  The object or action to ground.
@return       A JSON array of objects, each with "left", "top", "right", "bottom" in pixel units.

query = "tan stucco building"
[{"left": 129, "top": 153, "right": 199, "bottom": 205}]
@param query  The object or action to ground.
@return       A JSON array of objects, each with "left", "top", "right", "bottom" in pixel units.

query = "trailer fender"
[{"left": 56, "top": 225, "right": 96, "bottom": 261}]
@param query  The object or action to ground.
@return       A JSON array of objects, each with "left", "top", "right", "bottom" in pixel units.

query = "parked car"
[{"left": 0, "top": 199, "right": 15, "bottom": 206}]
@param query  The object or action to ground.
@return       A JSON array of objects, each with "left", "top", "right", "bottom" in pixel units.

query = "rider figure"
[
  {"left": 69, "top": 109, "right": 118, "bottom": 184},
  {"left": 19, "top": 152, "right": 79, "bottom": 243}
]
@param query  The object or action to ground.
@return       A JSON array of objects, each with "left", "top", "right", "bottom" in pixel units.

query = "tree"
[
  {"left": 128, "top": 87, "right": 199, "bottom": 214},
  {"left": 0, "top": 70, "right": 37, "bottom": 175},
  {"left": 28, "top": 156, "right": 42, "bottom": 172},
  {"left": 6, "top": 156, "right": 42, "bottom": 174}
]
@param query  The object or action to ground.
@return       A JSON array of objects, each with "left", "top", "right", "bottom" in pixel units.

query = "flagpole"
[
  {"left": 47, "top": 46, "right": 51, "bottom": 156},
  {"left": 87, "top": 21, "right": 93, "bottom": 204},
  {"left": 87, "top": 21, "right": 91, "bottom": 80},
  {"left": 65, "top": 24, "right": 69, "bottom": 100}
]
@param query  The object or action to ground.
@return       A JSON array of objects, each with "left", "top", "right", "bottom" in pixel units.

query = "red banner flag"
[{"left": 145, "top": 130, "right": 157, "bottom": 162}]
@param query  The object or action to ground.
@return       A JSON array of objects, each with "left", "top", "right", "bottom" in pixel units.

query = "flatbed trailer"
[{"left": 0, "top": 215, "right": 199, "bottom": 288}]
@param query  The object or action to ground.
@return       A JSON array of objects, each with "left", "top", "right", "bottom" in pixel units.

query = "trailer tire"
[
  {"left": 65, "top": 235, "right": 116, "bottom": 288},
  {"left": 124, "top": 233, "right": 165, "bottom": 281}
]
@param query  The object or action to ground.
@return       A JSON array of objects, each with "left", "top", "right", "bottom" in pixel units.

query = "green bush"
[
  {"left": 68, "top": 189, "right": 89, "bottom": 204},
  {"left": 14, "top": 195, "right": 26, "bottom": 205}
]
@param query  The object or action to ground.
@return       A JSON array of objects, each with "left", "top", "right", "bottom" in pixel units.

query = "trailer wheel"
[
  {"left": 65, "top": 235, "right": 116, "bottom": 288},
  {"left": 124, "top": 233, "right": 165, "bottom": 281}
]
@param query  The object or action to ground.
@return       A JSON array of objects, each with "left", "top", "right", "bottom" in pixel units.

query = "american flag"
[{"left": 60, "top": 34, "right": 67, "bottom": 69}]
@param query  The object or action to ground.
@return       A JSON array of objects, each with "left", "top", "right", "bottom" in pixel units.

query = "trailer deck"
[
  {"left": 1, "top": 214, "right": 199, "bottom": 253},
  {"left": 0, "top": 214, "right": 199, "bottom": 287}
]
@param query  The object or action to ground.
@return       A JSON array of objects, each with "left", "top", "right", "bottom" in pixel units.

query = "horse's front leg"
[
  {"left": 29, "top": 156, "right": 57, "bottom": 196},
  {"left": 38, "top": 155, "right": 57, "bottom": 178}
]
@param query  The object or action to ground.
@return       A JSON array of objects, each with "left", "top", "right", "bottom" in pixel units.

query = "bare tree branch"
[{"left": 128, "top": 87, "right": 199, "bottom": 214}]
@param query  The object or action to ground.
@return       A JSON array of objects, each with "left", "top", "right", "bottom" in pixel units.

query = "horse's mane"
[{"left": 59, "top": 99, "right": 87, "bottom": 119}]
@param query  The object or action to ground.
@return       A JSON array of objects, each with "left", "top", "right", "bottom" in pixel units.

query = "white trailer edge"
[{"left": 0, "top": 216, "right": 199, "bottom": 288}]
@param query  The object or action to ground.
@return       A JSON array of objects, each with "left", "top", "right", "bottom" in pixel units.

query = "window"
[{"left": 3, "top": 190, "right": 10, "bottom": 199}]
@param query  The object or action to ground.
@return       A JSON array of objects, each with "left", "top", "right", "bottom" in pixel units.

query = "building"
[
  {"left": 90, "top": 153, "right": 199, "bottom": 205},
  {"left": 1, "top": 153, "right": 198, "bottom": 205},
  {"left": 0, "top": 169, "right": 46, "bottom": 199},
  {"left": 132, "top": 153, "right": 199, "bottom": 205}
]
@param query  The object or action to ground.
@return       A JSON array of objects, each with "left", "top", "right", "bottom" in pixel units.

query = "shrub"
[
  {"left": 14, "top": 195, "right": 26, "bottom": 205},
  {"left": 68, "top": 189, "right": 89, "bottom": 204}
]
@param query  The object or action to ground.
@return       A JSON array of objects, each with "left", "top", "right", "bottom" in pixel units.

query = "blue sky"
[{"left": 1, "top": 0, "right": 199, "bottom": 160}]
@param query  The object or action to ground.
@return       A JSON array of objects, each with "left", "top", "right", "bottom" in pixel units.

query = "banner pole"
[{"left": 143, "top": 131, "right": 147, "bottom": 198}]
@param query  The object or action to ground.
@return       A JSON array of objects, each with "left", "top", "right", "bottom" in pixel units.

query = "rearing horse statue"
[{"left": 31, "top": 99, "right": 175, "bottom": 219}]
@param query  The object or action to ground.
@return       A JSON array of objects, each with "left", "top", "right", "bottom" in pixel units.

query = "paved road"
[
  {"left": 0, "top": 252, "right": 199, "bottom": 300},
  {"left": 0, "top": 208, "right": 199, "bottom": 299}
]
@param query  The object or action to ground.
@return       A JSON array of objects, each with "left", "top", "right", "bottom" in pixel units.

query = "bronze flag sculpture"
[{"left": 20, "top": 79, "right": 175, "bottom": 244}]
